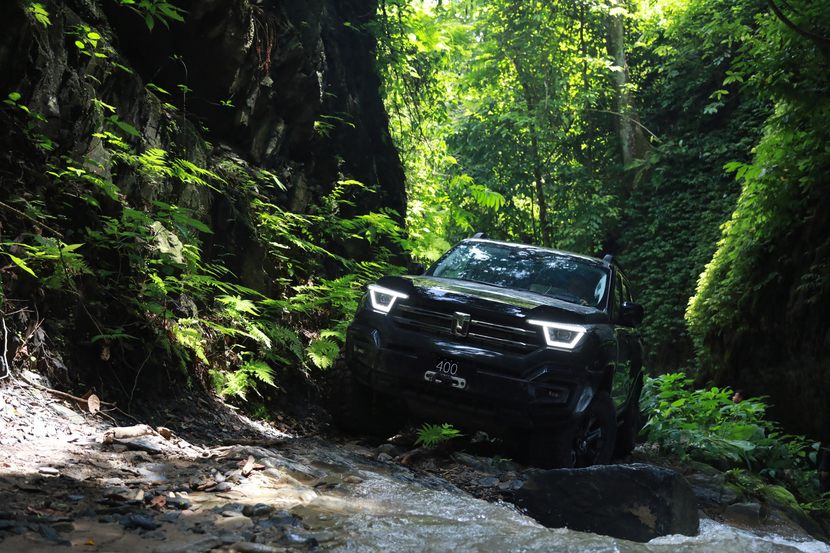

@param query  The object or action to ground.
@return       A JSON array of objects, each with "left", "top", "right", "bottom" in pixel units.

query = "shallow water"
[{"left": 280, "top": 462, "right": 830, "bottom": 553}]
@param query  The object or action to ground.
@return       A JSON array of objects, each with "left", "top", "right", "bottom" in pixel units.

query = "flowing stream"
[{"left": 231, "top": 445, "right": 830, "bottom": 553}]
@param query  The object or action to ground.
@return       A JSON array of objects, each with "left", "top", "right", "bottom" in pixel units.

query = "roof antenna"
[
  {"left": 473, "top": 232, "right": 489, "bottom": 239},
  {"left": 603, "top": 254, "right": 613, "bottom": 267}
]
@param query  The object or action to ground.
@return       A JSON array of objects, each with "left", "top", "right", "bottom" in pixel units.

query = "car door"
[{"left": 610, "top": 270, "right": 640, "bottom": 412}]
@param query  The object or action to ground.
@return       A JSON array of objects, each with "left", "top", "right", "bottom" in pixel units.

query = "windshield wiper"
[
  {"left": 550, "top": 293, "right": 590, "bottom": 306},
  {"left": 457, "top": 278, "right": 505, "bottom": 288}
]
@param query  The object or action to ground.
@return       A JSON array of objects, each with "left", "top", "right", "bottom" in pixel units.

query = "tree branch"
[{"left": 768, "top": 0, "right": 830, "bottom": 54}]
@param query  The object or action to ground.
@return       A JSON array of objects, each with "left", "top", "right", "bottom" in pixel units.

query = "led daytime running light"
[
  {"left": 368, "top": 284, "right": 408, "bottom": 313},
  {"left": 528, "top": 320, "right": 587, "bottom": 349}
]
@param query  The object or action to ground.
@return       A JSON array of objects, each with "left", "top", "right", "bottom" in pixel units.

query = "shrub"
[{"left": 640, "top": 373, "right": 820, "bottom": 479}]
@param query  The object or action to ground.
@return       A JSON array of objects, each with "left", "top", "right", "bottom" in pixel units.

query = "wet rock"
[
  {"left": 375, "top": 444, "right": 406, "bottom": 459},
  {"left": 168, "top": 497, "right": 193, "bottom": 510},
  {"left": 115, "top": 437, "right": 165, "bottom": 455},
  {"left": 233, "top": 543, "right": 289, "bottom": 553},
  {"left": 262, "top": 468, "right": 303, "bottom": 487},
  {"left": 281, "top": 532, "right": 319, "bottom": 547},
  {"left": 242, "top": 503, "right": 273, "bottom": 518},
  {"left": 760, "top": 485, "right": 826, "bottom": 541},
  {"left": 478, "top": 476, "right": 500, "bottom": 488},
  {"left": 451, "top": 452, "right": 495, "bottom": 474},
  {"left": 137, "top": 463, "right": 170, "bottom": 483},
  {"left": 38, "top": 523, "right": 62, "bottom": 540},
  {"left": 122, "top": 514, "right": 159, "bottom": 530},
  {"left": 213, "top": 482, "right": 233, "bottom": 492},
  {"left": 685, "top": 467, "right": 740, "bottom": 506},
  {"left": 51, "top": 522, "right": 75, "bottom": 533},
  {"left": 260, "top": 456, "right": 327, "bottom": 481},
  {"left": 220, "top": 531, "right": 244, "bottom": 544},
  {"left": 258, "top": 513, "right": 305, "bottom": 530},
  {"left": 515, "top": 463, "right": 699, "bottom": 543},
  {"left": 214, "top": 515, "right": 253, "bottom": 532},
  {"left": 497, "top": 480, "right": 524, "bottom": 491},
  {"left": 153, "top": 536, "right": 222, "bottom": 553},
  {"left": 722, "top": 501, "right": 766, "bottom": 528}
]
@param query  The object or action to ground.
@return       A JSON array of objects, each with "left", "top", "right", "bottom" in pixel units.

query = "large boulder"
[{"left": 514, "top": 463, "right": 699, "bottom": 543}]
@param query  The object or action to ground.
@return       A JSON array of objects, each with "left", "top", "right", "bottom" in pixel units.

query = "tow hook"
[{"left": 423, "top": 371, "right": 467, "bottom": 390}]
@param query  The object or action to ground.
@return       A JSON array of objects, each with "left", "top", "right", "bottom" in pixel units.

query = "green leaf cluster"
[
  {"left": 641, "top": 373, "right": 819, "bottom": 477},
  {"left": 414, "top": 423, "right": 464, "bottom": 449},
  {"left": 685, "top": 0, "right": 830, "bottom": 372}
]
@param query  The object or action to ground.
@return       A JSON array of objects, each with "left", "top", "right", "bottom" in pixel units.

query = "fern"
[
  {"left": 217, "top": 360, "right": 277, "bottom": 400},
  {"left": 170, "top": 321, "right": 208, "bottom": 364},
  {"left": 306, "top": 339, "right": 340, "bottom": 370},
  {"left": 414, "top": 423, "right": 464, "bottom": 449},
  {"left": 216, "top": 295, "right": 260, "bottom": 316},
  {"left": 243, "top": 360, "right": 276, "bottom": 387}
]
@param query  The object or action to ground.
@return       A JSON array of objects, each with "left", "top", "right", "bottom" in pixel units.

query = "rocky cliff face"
[
  {"left": 0, "top": 0, "right": 404, "bottom": 288},
  {"left": 0, "top": 0, "right": 404, "bottom": 399},
  {"left": 701, "top": 184, "right": 830, "bottom": 444}
]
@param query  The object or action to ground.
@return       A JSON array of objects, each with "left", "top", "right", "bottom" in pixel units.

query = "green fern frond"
[
  {"left": 216, "top": 294, "right": 260, "bottom": 316},
  {"left": 242, "top": 360, "right": 276, "bottom": 387},
  {"left": 306, "top": 339, "right": 339, "bottom": 370}
]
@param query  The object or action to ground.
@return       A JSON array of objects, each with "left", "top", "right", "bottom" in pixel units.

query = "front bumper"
[{"left": 345, "top": 315, "right": 604, "bottom": 433}]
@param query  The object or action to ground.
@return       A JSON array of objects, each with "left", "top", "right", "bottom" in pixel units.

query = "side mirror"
[
  {"left": 408, "top": 262, "right": 426, "bottom": 276},
  {"left": 620, "top": 302, "right": 644, "bottom": 328}
]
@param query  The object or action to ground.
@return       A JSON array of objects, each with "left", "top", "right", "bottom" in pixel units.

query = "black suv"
[{"left": 330, "top": 237, "right": 644, "bottom": 468}]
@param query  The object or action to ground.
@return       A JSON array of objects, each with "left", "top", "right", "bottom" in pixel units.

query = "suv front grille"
[{"left": 393, "top": 305, "right": 540, "bottom": 352}]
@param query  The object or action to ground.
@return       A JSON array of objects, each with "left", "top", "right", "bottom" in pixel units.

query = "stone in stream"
[
  {"left": 514, "top": 463, "right": 699, "bottom": 543},
  {"left": 242, "top": 503, "right": 273, "bottom": 517}
]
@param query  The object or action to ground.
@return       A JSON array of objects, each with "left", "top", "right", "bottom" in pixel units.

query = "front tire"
[
  {"left": 614, "top": 376, "right": 643, "bottom": 459},
  {"left": 572, "top": 391, "right": 617, "bottom": 467},
  {"left": 527, "top": 392, "right": 617, "bottom": 469}
]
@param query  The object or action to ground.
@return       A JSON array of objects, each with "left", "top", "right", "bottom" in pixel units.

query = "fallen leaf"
[
  {"left": 85, "top": 540, "right": 95, "bottom": 546},
  {"left": 87, "top": 394, "right": 100, "bottom": 414},
  {"left": 150, "top": 495, "right": 167, "bottom": 511},
  {"left": 27, "top": 506, "right": 67, "bottom": 516}
]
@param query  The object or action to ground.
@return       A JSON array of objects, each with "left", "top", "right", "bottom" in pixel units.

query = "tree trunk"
[
  {"left": 606, "top": 0, "right": 650, "bottom": 178},
  {"left": 512, "top": 59, "right": 551, "bottom": 247}
]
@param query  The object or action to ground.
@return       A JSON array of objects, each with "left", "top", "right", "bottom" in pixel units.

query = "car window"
[
  {"left": 621, "top": 276, "right": 632, "bottom": 304},
  {"left": 612, "top": 273, "right": 623, "bottom": 320},
  {"left": 427, "top": 242, "right": 610, "bottom": 307}
]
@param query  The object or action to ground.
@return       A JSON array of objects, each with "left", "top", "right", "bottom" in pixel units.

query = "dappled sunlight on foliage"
[{"left": 641, "top": 373, "right": 820, "bottom": 480}]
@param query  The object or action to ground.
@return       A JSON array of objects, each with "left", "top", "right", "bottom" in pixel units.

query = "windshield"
[{"left": 426, "top": 242, "right": 610, "bottom": 308}]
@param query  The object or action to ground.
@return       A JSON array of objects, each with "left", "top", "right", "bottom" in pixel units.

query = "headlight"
[
  {"left": 367, "top": 284, "right": 408, "bottom": 314},
  {"left": 528, "top": 320, "right": 587, "bottom": 349}
]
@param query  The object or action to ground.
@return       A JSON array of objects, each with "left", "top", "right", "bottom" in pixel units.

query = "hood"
[{"left": 376, "top": 275, "right": 609, "bottom": 325}]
